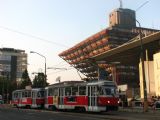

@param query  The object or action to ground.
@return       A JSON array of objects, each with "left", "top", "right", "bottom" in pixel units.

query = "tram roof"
[
  {"left": 47, "top": 81, "right": 86, "bottom": 88},
  {"left": 87, "top": 80, "right": 115, "bottom": 86},
  {"left": 13, "top": 88, "right": 44, "bottom": 92}
]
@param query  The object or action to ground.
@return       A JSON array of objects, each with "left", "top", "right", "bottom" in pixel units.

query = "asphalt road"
[{"left": 0, "top": 105, "right": 160, "bottom": 120}]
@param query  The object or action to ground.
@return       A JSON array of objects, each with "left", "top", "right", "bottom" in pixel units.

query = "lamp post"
[
  {"left": 30, "top": 51, "right": 46, "bottom": 87},
  {"left": 136, "top": 21, "right": 148, "bottom": 112}
]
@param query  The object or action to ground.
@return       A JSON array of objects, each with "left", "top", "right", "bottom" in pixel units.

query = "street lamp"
[
  {"left": 30, "top": 51, "right": 46, "bottom": 87},
  {"left": 136, "top": 21, "right": 148, "bottom": 112},
  {"left": 47, "top": 67, "right": 67, "bottom": 70}
]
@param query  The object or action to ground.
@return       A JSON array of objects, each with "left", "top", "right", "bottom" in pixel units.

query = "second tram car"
[
  {"left": 12, "top": 88, "right": 45, "bottom": 108},
  {"left": 45, "top": 80, "right": 119, "bottom": 112}
]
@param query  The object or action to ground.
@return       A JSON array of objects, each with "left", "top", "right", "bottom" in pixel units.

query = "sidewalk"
[
  {"left": 119, "top": 106, "right": 160, "bottom": 113},
  {"left": 0, "top": 104, "right": 12, "bottom": 109}
]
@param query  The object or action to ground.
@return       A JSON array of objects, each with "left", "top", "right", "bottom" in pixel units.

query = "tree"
[
  {"left": 0, "top": 76, "right": 4, "bottom": 95},
  {"left": 19, "top": 69, "right": 32, "bottom": 89},
  {"left": 32, "top": 73, "right": 48, "bottom": 88},
  {"left": 0, "top": 73, "right": 14, "bottom": 103}
]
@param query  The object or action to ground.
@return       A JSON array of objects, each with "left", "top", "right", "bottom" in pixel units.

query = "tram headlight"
[{"left": 107, "top": 101, "right": 110, "bottom": 103}]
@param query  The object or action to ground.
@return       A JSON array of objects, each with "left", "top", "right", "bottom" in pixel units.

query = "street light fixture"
[
  {"left": 30, "top": 51, "right": 46, "bottom": 87},
  {"left": 47, "top": 67, "right": 67, "bottom": 70},
  {"left": 136, "top": 21, "right": 148, "bottom": 112}
]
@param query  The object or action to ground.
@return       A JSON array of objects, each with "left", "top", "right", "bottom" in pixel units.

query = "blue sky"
[{"left": 0, "top": 0, "right": 160, "bottom": 84}]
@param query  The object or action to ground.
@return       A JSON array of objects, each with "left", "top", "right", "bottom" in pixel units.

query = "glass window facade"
[{"left": 0, "top": 48, "right": 27, "bottom": 82}]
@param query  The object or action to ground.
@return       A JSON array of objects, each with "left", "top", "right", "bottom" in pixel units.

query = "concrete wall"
[
  {"left": 153, "top": 52, "right": 160, "bottom": 96},
  {"left": 139, "top": 61, "right": 155, "bottom": 98}
]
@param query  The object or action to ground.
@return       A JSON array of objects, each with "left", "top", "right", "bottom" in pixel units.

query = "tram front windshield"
[
  {"left": 99, "top": 85, "right": 116, "bottom": 96},
  {"left": 37, "top": 91, "right": 45, "bottom": 98}
]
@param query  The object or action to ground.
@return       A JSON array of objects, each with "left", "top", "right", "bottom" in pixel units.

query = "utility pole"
[{"left": 137, "top": 22, "right": 148, "bottom": 112}]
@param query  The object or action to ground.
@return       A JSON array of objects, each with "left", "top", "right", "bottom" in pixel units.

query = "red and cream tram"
[
  {"left": 45, "top": 80, "right": 119, "bottom": 112},
  {"left": 12, "top": 88, "right": 45, "bottom": 108}
]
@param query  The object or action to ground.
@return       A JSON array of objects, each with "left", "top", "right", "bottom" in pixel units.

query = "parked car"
[{"left": 154, "top": 101, "right": 160, "bottom": 110}]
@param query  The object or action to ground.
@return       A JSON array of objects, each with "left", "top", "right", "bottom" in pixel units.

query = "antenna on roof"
[{"left": 119, "top": 0, "right": 123, "bottom": 8}]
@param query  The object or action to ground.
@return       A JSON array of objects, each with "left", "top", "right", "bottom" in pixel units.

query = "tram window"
[
  {"left": 32, "top": 92, "right": 35, "bottom": 98},
  {"left": 111, "top": 88, "right": 115, "bottom": 94},
  {"left": 25, "top": 91, "right": 28, "bottom": 97},
  {"left": 65, "top": 87, "right": 71, "bottom": 96},
  {"left": 105, "top": 88, "right": 111, "bottom": 95},
  {"left": 37, "top": 91, "right": 44, "bottom": 97},
  {"left": 37, "top": 92, "right": 41, "bottom": 97},
  {"left": 28, "top": 91, "right": 31, "bottom": 97},
  {"left": 22, "top": 91, "right": 31, "bottom": 97},
  {"left": 24, "top": 92, "right": 27, "bottom": 97},
  {"left": 53, "top": 88, "right": 58, "bottom": 96},
  {"left": 44, "top": 90, "right": 47, "bottom": 97},
  {"left": 22, "top": 92, "right": 25, "bottom": 97},
  {"left": 13, "top": 93, "right": 15, "bottom": 98},
  {"left": 97, "top": 86, "right": 104, "bottom": 95},
  {"left": 17, "top": 93, "right": 19, "bottom": 98},
  {"left": 79, "top": 86, "right": 86, "bottom": 95},
  {"left": 41, "top": 91, "right": 45, "bottom": 97},
  {"left": 14, "top": 93, "right": 17, "bottom": 98},
  {"left": 17, "top": 92, "right": 20, "bottom": 98},
  {"left": 18, "top": 92, "right": 21, "bottom": 98},
  {"left": 48, "top": 88, "right": 53, "bottom": 96},
  {"left": 72, "top": 86, "right": 78, "bottom": 95},
  {"left": 91, "top": 87, "right": 97, "bottom": 96}
]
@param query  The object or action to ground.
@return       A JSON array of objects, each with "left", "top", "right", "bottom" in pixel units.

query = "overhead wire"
[
  {"left": 47, "top": 67, "right": 74, "bottom": 75},
  {"left": 0, "top": 25, "right": 68, "bottom": 48},
  {"left": 136, "top": 1, "right": 149, "bottom": 12}
]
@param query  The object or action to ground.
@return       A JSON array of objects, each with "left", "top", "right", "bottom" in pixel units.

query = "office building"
[{"left": 0, "top": 48, "right": 27, "bottom": 82}]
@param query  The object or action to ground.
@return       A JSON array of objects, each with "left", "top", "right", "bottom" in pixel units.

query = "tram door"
[
  {"left": 45, "top": 89, "right": 48, "bottom": 105},
  {"left": 32, "top": 91, "right": 37, "bottom": 106},
  {"left": 53, "top": 88, "right": 58, "bottom": 106},
  {"left": 18, "top": 91, "right": 22, "bottom": 107},
  {"left": 88, "top": 86, "right": 98, "bottom": 109},
  {"left": 59, "top": 88, "right": 64, "bottom": 106}
]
